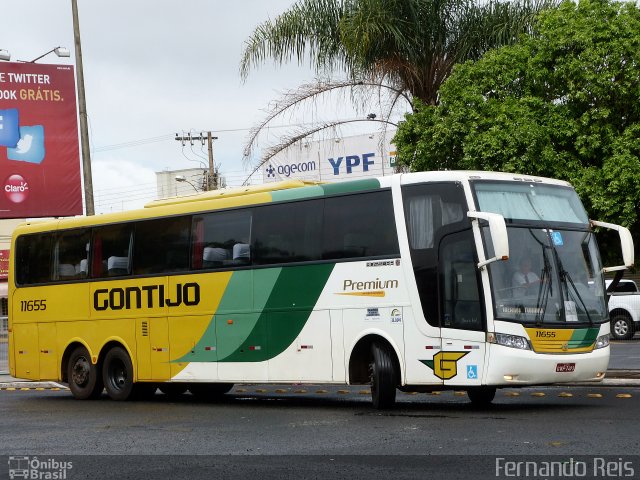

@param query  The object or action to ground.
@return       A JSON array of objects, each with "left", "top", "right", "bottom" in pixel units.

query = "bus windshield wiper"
[
  {"left": 534, "top": 245, "right": 553, "bottom": 326},
  {"left": 524, "top": 228, "right": 553, "bottom": 327},
  {"left": 561, "top": 269, "right": 593, "bottom": 325}
]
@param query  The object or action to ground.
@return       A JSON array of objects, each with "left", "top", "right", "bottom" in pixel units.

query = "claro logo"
[
  {"left": 93, "top": 283, "right": 200, "bottom": 311},
  {"left": 4, "top": 174, "right": 29, "bottom": 204}
]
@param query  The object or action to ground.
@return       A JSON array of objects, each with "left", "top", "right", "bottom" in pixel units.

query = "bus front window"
[{"left": 486, "top": 227, "right": 607, "bottom": 325}]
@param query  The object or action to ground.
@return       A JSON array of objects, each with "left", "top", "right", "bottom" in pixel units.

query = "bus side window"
[
  {"left": 402, "top": 182, "right": 470, "bottom": 328},
  {"left": 322, "top": 191, "right": 399, "bottom": 260},
  {"left": 91, "top": 224, "right": 133, "bottom": 278},
  {"left": 53, "top": 229, "right": 91, "bottom": 281},
  {"left": 193, "top": 209, "right": 252, "bottom": 269},
  {"left": 133, "top": 216, "right": 191, "bottom": 275},
  {"left": 252, "top": 199, "right": 323, "bottom": 265},
  {"left": 15, "top": 234, "right": 53, "bottom": 285}
]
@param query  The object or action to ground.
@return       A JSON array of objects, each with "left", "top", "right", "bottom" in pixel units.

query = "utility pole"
[
  {"left": 174, "top": 131, "right": 219, "bottom": 191},
  {"left": 71, "top": 0, "right": 94, "bottom": 215}
]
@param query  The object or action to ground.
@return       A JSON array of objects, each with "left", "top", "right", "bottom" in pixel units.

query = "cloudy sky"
[{"left": 3, "top": 0, "right": 379, "bottom": 213}]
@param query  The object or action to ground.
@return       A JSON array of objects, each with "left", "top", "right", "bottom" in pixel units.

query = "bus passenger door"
[{"left": 439, "top": 231, "right": 487, "bottom": 387}]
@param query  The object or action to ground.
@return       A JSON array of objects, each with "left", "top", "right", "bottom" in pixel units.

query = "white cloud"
[{"left": 92, "top": 159, "right": 157, "bottom": 214}]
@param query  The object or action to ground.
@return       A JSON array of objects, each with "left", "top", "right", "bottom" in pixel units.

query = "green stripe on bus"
[
  {"left": 320, "top": 178, "right": 380, "bottom": 196},
  {"left": 177, "top": 264, "right": 335, "bottom": 363},
  {"left": 270, "top": 185, "right": 325, "bottom": 202},
  {"left": 219, "top": 263, "right": 335, "bottom": 362},
  {"left": 174, "top": 269, "right": 281, "bottom": 363},
  {"left": 569, "top": 327, "right": 599, "bottom": 347}
]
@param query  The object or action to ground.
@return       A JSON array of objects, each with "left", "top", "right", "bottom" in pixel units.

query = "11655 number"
[{"left": 20, "top": 299, "right": 47, "bottom": 312}]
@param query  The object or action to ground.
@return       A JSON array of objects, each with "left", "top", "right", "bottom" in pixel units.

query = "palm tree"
[{"left": 240, "top": 0, "right": 555, "bottom": 175}]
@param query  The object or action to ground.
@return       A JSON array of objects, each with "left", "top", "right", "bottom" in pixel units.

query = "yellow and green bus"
[{"left": 8, "top": 172, "right": 634, "bottom": 408}]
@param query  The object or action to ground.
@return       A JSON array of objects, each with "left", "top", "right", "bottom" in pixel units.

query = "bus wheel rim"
[
  {"left": 72, "top": 356, "right": 90, "bottom": 386},
  {"left": 109, "top": 359, "right": 127, "bottom": 390}
]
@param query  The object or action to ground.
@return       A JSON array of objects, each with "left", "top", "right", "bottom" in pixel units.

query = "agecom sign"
[{"left": 0, "top": 62, "right": 82, "bottom": 218}]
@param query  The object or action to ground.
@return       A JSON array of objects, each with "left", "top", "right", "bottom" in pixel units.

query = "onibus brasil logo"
[{"left": 8, "top": 456, "right": 73, "bottom": 479}]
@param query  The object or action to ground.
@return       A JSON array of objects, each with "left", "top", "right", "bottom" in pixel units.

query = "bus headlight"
[
  {"left": 594, "top": 334, "right": 610, "bottom": 349},
  {"left": 489, "top": 333, "right": 532, "bottom": 350}
]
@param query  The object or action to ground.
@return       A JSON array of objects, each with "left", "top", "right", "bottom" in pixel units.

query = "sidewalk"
[
  {"left": 0, "top": 372, "right": 67, "bottom": 389},
  {"left": 2, "top": 371, "right": 639, "bottom": 390}
]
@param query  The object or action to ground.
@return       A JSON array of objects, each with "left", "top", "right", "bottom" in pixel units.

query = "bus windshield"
[
  {"left": 483, "top": 226, "right": 607, "bottom": 325},
  {"left": 472, "top": 180, "right": 607, "bottom": 325}
]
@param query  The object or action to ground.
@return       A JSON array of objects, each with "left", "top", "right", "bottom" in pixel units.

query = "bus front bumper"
[{"left": 485, "top": 344, "right": 610, "bottom": 386}]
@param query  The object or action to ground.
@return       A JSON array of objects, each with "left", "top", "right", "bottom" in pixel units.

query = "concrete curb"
[{"left": 0, "top": 381, "right": 67, "bottom": 390}]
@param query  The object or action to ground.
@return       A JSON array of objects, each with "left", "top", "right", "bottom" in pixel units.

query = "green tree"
[
  {"left": 395, "top": 0, "right": 640, "bottom": 245},
  {"left": 240, "top": 0, "right": 553, "bottom": 174}
]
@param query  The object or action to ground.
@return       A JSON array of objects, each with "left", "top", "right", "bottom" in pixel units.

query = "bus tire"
[
  {"left": 370, "top": 342, "right": 397, "bottom": 409},
  {"left": 67, "top": 346, "right": 103, "bottom": 400},
  {"left": 102, "top": 346, "right": 134, "bottom": 401},
  {"left": 611, "top": 314, "right": 634, "bottom": 340},
  {"left": 467, "top": 386, "right": 496, "bottom": 405},
  {"left": 189, "top": 383, "right": 234, "bottom": 399}
]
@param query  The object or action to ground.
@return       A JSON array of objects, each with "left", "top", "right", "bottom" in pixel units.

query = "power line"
[{"left": 90, "top": 117, "right": 389, "bottom": 153}]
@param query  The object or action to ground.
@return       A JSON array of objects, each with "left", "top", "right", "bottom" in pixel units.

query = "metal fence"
[{"left": 0, "top": 316, "right": 7, "bottom": 373}]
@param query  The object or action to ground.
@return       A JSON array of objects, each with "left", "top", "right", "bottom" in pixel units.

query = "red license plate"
[{"left": 556, "top": 363, "right": 576, "bottom": 373}]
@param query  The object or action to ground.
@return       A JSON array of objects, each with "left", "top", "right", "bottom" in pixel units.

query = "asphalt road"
[
  {"left": 608, "top": 339, "right": 640, "bottom": 370},
  {"left": 1, "top": 384, "right": 639, "bottom": 479},
  {"left": 1, "top": 339, "right": 639, "bottom": 479}
]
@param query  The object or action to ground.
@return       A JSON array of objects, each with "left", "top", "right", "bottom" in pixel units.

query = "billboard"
[
  {"left": 262, "top": 130, "right": 397, "bottom": 183},
  {"left": 0, "top": 62, "right": 82, "bottom": 218}
]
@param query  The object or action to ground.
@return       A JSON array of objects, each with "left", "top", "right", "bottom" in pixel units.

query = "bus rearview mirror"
[
  {"left": 590, "top": 220, "right": 634, "bottom": 273},
  {"left": 467, "top": 211, "right": 510, "bottom": 269}
]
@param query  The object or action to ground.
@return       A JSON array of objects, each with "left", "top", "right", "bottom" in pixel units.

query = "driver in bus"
[{"left": 512, "top": 257, "right": 540, "bottom": 296}]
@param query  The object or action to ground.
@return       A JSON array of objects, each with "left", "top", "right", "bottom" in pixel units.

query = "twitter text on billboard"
[{"left": 0, "top": 63, "right": 82, "bottom": 218}]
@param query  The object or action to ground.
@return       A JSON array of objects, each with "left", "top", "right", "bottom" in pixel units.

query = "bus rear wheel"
[
  {"left": 102, "top": 346, "right": 134, "bottom": 401},
  {"left": 67, "top": 346, "right": 103, "bottom": 400},
  {"left": 369, "top": 342, "right": 397, "bottom": 409},
  {"left": 467, "top": 386, "right": 496, "bottom": 405}
]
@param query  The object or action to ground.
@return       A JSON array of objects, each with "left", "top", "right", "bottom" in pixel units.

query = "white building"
[{"left": 155, "top": 168, "right": 208, "bottom": 199}]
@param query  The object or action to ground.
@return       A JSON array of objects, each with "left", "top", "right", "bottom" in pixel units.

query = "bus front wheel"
[
  {"left": 102, "top": 346, "right": 134, "bottom": 401},
  {"left": 369, "top": 342, "right": 397, "bottom": 409},
  {"left": 67, "top": 346, "right": 103, "bottom": 400}
]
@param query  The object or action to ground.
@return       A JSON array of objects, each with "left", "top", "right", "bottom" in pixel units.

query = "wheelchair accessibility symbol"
[{"left": 467, "top": 365, "right": 478, "bottom": 379}]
